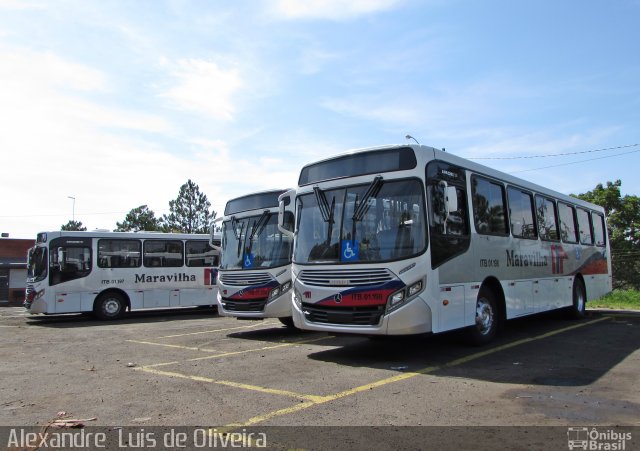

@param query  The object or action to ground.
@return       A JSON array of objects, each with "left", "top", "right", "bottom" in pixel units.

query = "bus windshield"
[
  {"left": 220, "top": 213, "right": 292, "bottom": 270},
  {"left": 294, "top": 178, "right": 427, "bottom": 264},
  {"left": 27, "top": 246, "right": 48, "bottom": 282}
]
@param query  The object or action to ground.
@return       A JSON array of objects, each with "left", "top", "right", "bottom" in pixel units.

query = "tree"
[
  {"left": 61, "top": 220, "right": 87, "bottom": 231},
  {"left": 573, "top": 180, "right": 640, "bottom": 289},
  {"left": 162, "top": 179, "right": 217, "bottom": 234},
  {"left": 115, "top": 205, "right": 162, "bottom": 232}
]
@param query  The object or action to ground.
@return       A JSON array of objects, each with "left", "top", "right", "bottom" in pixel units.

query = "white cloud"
[
  {"left": 0, "top": 47, "right": 177, "bottom": 237},
  {"left": 0, "top": 48, "right": 106, "bottom": 92},
  {"left": 299, "top": 47, "right": 343, "bottom": 75},
  {"left": 159, "top": 58, "right": 243, "bottom": 121},
  {"left": 0, "top": 0, "right": 44, "bottom": 10},
  {"left": 272, "top": 0, "right": 402, "bottom": 20},
  {"left": 322, "top": 97, "right": 423, "bottom": 127},
  {"left": 184, "top": 139, "right": 301, "bottom": 213}
]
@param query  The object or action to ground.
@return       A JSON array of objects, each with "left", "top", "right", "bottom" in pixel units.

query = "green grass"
[{"left": 588, "top": 289, "right": 640, "bottom": 310}]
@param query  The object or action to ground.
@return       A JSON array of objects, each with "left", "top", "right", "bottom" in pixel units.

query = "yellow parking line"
[
  {"left": 230, "top": 317, "right": 609, "bottom": 427},
  {"left": 136, "top": 368, "right": 215, "bottom": 382},
  {"left": 126, "top": 340, "right": 219, "bottom": 352},
  {"left": 213, "top": 380, "right": 324, "bottom": 402},
  {"left": 155, "top": 321, "right": 279, "bottom": 339},
  {"left": 601, "top": 312, "right": 640, "bottom": 318},
  {"left": 185, "top": 336, "right": 332, "bottom": 362},
  {"left": 139, "top": 361, "right": 181, "bottom": 369},
  {"left": 137, "top": 367, "right": 318, "bottom": 401},
  {"left": 225, "top": 402, "right": 317, "bottom": 427},
  {"left": 137, "top": 335, "right": 332, "bottom": 369}
]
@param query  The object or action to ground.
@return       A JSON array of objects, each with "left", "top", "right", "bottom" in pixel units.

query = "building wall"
[
  {"left": 0, "top": 238, "right": 35, "bottom": 258},
  {"left": 0, "top": 238, "right": 35, "bottom": 304},
  {"left": 9, "top": 268, "right": 27, "bottom": 302}
]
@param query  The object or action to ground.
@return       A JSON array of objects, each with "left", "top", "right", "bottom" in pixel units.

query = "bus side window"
[
  {"left": 558, "top": 203, "right": 578, "bottom": 243},
  {"left": 507, "top": 187, "right": 537, "bottom": 239},
  {"left": 98, "top": 239, "right": 141, "bottom": 269},
  {"left": 472, "top": 176, "right": 509, "bottom": 236},
  {"left": 592, "top": 213, "right": 606, "bottom": 247},
  {"left": 144, "top": 240, "right": 184, "bottom": 267},
  {"left": 576, "top": 208, "right": 593, "bottom": 245},
  {"left": 535, "top": 196, "right": 559, "bottom": 241}
]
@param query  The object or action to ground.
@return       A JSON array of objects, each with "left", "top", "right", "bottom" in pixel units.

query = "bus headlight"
[
  {"left": 408, "top": 280, "right": 423, "bottom": 296},
  {"left": 389, "top": 290, "right": 405, "bottom": 306},
  {"left": 386, "top": 279, "right": 424, "bottom": 313},
  {"left": 293, "top": 288, "right": 302, "bottom": 308},
  {"left": 269, "top": 287, "right": 281, "bottom": 299},
  {"left": 27, "top": 289, "right": 45, "bottom": 302},
  {"left": 269, "top": 280, "right": 292, "bottom": 301}
]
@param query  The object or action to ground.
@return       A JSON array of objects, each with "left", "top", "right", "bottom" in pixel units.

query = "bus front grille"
[
  {"left": 220, "top": 272, "right": 272, "bottom": 286},
  {"left": 221, "top": 299, "right": 268, "bottom": 312},
  {"left": 301, "top": 303, "right": 384, "bottom": 326},
  {"left": 298, "top": 268, "right": 393, "bottom": 287}
]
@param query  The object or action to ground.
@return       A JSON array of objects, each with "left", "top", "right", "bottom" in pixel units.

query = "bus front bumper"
[
  {"left": 216, "top": 292, "right": 293, "bottom": 319},
  {"left": 292, "top": 296, "right": 433, "bottom": 335},
  {"left": 27, "top": 299, "right": 48, "bottom": 314}
]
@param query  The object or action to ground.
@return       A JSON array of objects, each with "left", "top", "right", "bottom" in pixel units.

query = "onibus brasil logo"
[{"left": 567, "top": 427, "right": 632, "bottom": 450}]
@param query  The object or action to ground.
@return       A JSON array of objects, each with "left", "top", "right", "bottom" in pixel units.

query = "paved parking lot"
[{"left": 1, "top": 306, "right": 639, "bottom": 447}]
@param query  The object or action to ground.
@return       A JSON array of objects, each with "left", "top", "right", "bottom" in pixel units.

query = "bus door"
[
  {"left": 49, "top": 238, "right": 92, "bottom": 313},
  {"left": 426, "top": 162, "right": 471, "bottom": 331}
]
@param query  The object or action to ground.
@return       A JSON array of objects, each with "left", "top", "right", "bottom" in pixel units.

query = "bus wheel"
[
  {"left": 278, "top": 316, "right": 296, "bottom": 328},
  {"left": 568, "top": 279, "right": 586, "bottom": 319},
  {"left": 467, "top": 288, "right": 498, "bottom": 345},
  {"left": 94, "top": 293, "right": 125, "bottom": 320}
]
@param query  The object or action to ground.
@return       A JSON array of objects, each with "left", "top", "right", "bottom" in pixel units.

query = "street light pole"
[{"left": 68, "top": 196, "right": 76, "bottom": 222}]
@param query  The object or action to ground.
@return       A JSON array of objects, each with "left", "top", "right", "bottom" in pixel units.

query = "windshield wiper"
[
  {"left": 230, "top": 217, "right": 245, "bottom": 257},
  {"left": 313, "top": 186, "right": 337, "bottom": 247},
  {"left": 245, "top": 211, "right": 272, "bottom": 259},
  {"left": 249, "top": 211, "right": 271, "bottom": 241},
  {"left": 352, "top": 176, "right": 383, "bottom": 222},
  {"left": 230, "top": 217, "right": 241, "bottom": 240},
  {"left": 349, "top": 176, "right": 383, "bottom": 245},
  {"left": 313, "top": 186, "right": 334, "bottom": 224}
]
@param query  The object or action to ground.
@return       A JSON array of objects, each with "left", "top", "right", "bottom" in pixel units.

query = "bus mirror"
[
  {"left": 209, "top": 222, "right": 222, "bottom": 251},
  {"left": 277, "top": 189, "right": 295, "bottom": 238},
  {"left": 435, "top": 181, "right": 448, "bottom": 220},
  {"left": 445, "top": 186, "right": 458, "bottom": 216},
  {"left": 56, "top": 247, "right": 66, "bottom": 270}
]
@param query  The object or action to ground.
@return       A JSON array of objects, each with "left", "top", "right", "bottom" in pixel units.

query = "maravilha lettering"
[
  {"left": 505, "top": 250, "right": 548, "bottom": 267},
  {"left": 135, "top": 273, "right": 196, "bottom": 283}
]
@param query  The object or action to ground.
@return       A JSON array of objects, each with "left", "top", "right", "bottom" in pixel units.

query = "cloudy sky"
[{"left": 1, "top": 0, "right": 638, "bottom": 239}]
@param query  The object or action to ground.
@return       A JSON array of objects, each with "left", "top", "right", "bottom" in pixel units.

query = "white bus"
[
  {"left": 216, "top": 189, "right": 295, "bottom": 327},
  {"left": 280, "top": 144, "right": 612, "bottom": 343},
  {"left": 25, "top": 230, "right": 220, "bottom": 319}
]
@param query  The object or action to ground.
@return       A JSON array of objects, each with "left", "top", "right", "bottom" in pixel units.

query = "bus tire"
[
  {"left": 94, "top": 292, "right": 126, "bottom": 320},
  {"left": 567, "top": 278, "right": 586, "bottom": 319},
  {"left": 467, "top": 287, "right": 499, "bottom": 346},
  {"left": 278, "top": 316, "right": 296, "bottom": 328}
]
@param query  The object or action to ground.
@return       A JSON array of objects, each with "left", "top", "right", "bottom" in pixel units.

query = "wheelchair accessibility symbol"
[
  {"left": 341, "top": 240, "right": 359, "bottom": 262},
  {"left": 244, "top": 253, "right": 254, "bottom": 268}
]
